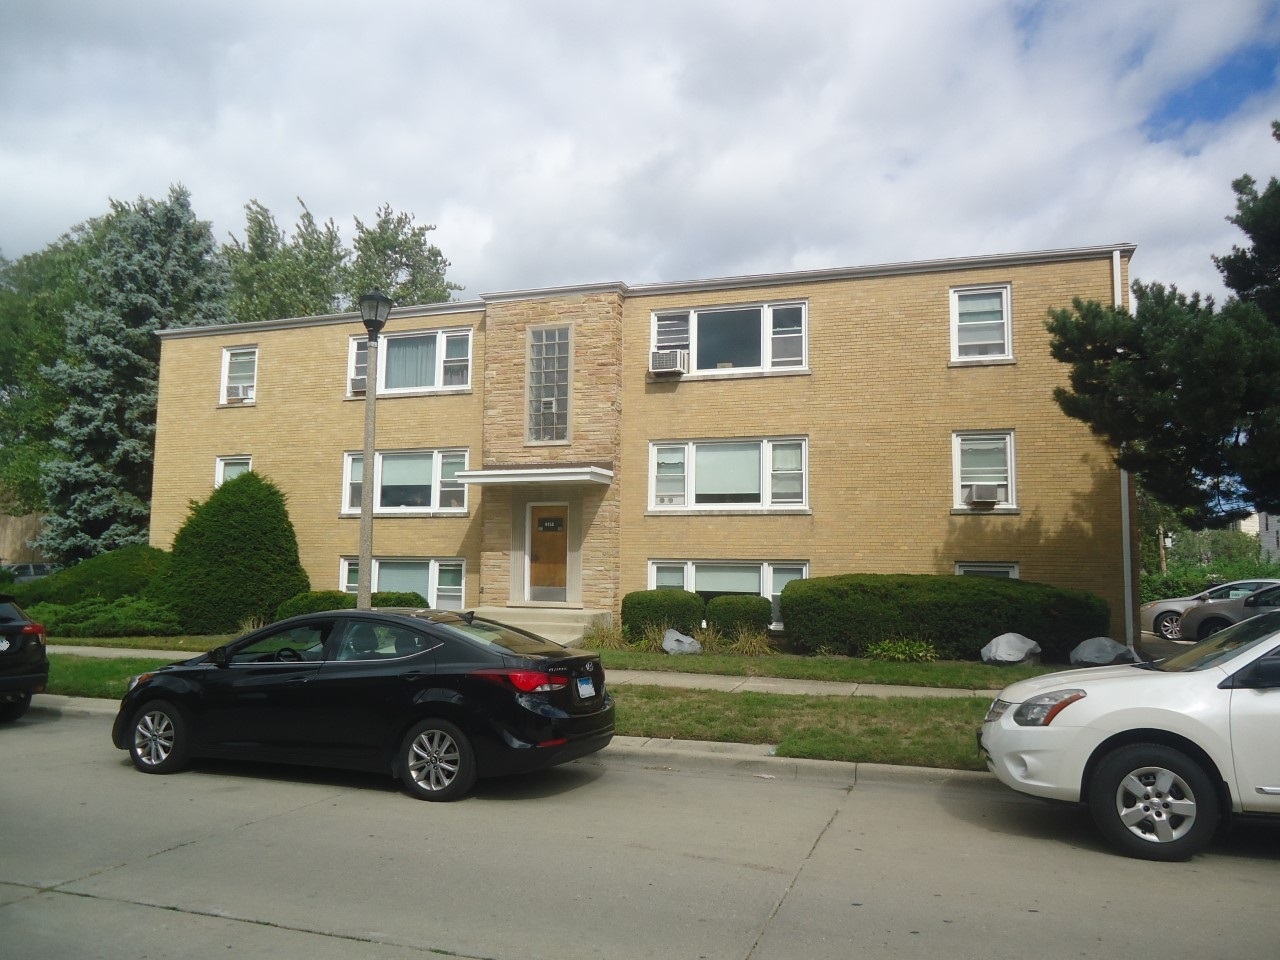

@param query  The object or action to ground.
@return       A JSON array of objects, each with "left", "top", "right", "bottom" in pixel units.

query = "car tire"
[
  {"left": 128, "top": 700, "right": 190, "bottom": 774},
  {"left": 1196, "top": 618, "right": 1231, "bottom": 641},
  {"left": 400, "top": 718, "right": 477, "bottom": 802},
  {"left": 0, "top": 692, "right": 32, "bottom": 722},
  {"left": 1088, "top": 743, "right": 1219, "bottom": 861},
  {"left": 1153, "top": 611, "right": 1182, "bottom": 641}
]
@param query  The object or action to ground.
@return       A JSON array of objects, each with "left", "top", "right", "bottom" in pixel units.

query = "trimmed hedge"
[
  {"left": 274, "top": 590, "right": 429, "bottom": 620},
  {"left": 780, "top": 573, "right": 1109, "bottom": 662},
  {"left": 28, "top": 596, "right": 182, "bottom": 638},
  {"left": 621, "top": 589, "right": 704, "bottom": 635},
  {"left": 10, "top": 545, "right": 170, "bottom": 607},
  {"left": 706, "top": 594, "right": 772, "bottom": 634},
  {"left": 152, "top": 473, "right": 310, "bottom": 633}
]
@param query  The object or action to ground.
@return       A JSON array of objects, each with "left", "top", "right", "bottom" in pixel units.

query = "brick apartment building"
[{"left": 150, "top": 244, "right": 1139, "bottom": 642}]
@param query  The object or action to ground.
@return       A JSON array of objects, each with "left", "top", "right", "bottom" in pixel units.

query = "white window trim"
[
  {"left": 648, "top": 437, "right": 808, "bottom": 512},
  {"left": 220, "top": 346, "right": 258, "bottom": 404},
  {"left": 648, "top": 559, "right": 809, "bottom": 628},
  {"left": 342, "top": 449, "right": 468, "bottom": 515},
  {"left": 955, "top": 562, "right": 1020, "bottom": 578},
  {"left": 952, "top": 430, "right": 1017, "bottom": 512},
  {"left": 214, "top": 456, "right": 252, "bottom": 487},
  {"left": 949, "top": 284, "right": 1013, "bottom": 364},
  {"left": 339, "top": 556, "right": 465, "bottom": 609},
  {"left": 352, "top": 327, "right": 472, "bottom": 397},
  {"left": 649, "top": 301, "right": 808, "bottom": 376}
]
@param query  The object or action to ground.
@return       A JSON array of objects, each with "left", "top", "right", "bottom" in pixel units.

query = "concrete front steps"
[{"left": 467, "top": 606, "right": 611, "bottom": 646}]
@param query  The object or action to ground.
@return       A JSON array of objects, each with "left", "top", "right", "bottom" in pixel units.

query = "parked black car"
[
  {"left": 111, "top": 608, "right": 615, "bottom": 800},
  {"left": 0, "top": 594, "right": 49, "bottom": 721}
]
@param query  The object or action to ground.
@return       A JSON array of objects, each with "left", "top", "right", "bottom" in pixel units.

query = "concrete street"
[{"left": 3, "top": 697, "right": 1278, "bottom": 960}]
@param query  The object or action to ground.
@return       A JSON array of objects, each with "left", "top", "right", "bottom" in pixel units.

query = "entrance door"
[{"left": 528, "top": 504, "right": 568, "bottom": 602}]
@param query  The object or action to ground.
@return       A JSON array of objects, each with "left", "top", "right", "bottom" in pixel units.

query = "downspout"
[{"left": 1114, "top": 249, "right": 1136, "bottom": 652}]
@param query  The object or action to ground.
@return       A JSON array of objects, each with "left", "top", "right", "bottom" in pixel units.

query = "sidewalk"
[{"left": 49, "top": 644, "right": 1002, "bottom": 700}]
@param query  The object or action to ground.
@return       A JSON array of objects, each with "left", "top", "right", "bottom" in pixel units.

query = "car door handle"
[
  {"left": 401, "top": 672, "right": 430, "bottom": 682},
  {"left": 286, "top": 676, "right": 309, "bottom": 684}
]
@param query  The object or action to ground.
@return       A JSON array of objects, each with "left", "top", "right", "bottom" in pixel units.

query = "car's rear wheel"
[
  {"left": 1196, "top": 618, "right": 1231, "bottom": 641},
  {"left": 1153, "top": 611, "right": 1182, "bottom": 641},
  {"left": 128, "top": 700, "right": 190, "bottom": 774},
  {"left": 400, "top": 718, "right": 476, "bottom": 801},
  {"left": 1088, "top": 743, "right": 1219, "bottom": 861},
  {"left": 0, "top": 692, "right": 32, "bottom": 722}
]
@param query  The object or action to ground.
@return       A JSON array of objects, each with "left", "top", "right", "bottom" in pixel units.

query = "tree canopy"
[
  {"left": 224, "top": 199, "right": 461, "bottom": 322},
  {"left": 1047, "top": 122, "right": 1280, "bottom": 526}
]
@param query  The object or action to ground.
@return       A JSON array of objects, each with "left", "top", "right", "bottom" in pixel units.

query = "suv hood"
[{"left": 995, "top": 662, "right": 1163, "bottom": 704}]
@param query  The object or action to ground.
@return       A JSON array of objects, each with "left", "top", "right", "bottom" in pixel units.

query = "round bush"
[
  {"left": 705, "top": 594, "right": 772, "bottom": 634},
  {"left": 621, "top": 589, "right": 704, "bottom": 635}
]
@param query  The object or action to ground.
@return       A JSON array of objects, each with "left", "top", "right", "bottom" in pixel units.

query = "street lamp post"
[{"left": 357, "top": 290, "right": 393, "bottom": 610}]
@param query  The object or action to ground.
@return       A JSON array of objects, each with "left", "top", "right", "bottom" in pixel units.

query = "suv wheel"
[
  {"left": 0, "top": 691, "right": 32, "bottom": 722},
  {"left": 1088, "top": 743, "right": 1219, "bottom": 861}
]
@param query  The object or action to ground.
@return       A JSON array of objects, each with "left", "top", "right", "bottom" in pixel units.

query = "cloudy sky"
[{"left": 1, "top": 0, "right": 1277, "bottom": 303}]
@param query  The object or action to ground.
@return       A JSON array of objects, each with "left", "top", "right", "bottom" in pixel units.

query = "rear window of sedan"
[
  {"left": 424, "top": 615, "right": 567, "bottom": 657},
  {"left": 0, "top": 600, "right": 28, "bottom": 623}
]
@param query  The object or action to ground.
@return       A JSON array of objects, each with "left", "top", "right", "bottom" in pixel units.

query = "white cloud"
[{"left": 1, "top": 0, "right": 1277, "bottom": 303}]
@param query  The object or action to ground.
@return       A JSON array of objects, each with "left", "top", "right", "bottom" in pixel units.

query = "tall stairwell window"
[{"left": 528, "top": 325, "right": 571, "bottom": 443}]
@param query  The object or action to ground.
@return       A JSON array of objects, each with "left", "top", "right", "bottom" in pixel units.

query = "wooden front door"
[{"left": 528, "top": 504, "right": 568, "bottom": 601}]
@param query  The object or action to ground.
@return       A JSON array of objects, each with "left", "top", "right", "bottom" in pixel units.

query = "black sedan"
[
  {"left": 111, "top": 609, "right": 615, "bottom": 800},
  {"left": 0, "top": 594, "right": 48, "bottom": 722}
]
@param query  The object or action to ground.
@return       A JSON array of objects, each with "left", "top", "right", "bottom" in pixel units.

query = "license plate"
[{"left": 576, "top": 676, "right": 595, "bottom": 698}]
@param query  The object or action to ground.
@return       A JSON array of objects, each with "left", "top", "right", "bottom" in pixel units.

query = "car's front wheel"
[
  {"left": 1088, "top": 743, "right": 1219, "bottom": 861},
  {"left": 0, "top": 691, "right": 32, "bottom": 722},
  {"left": 128, "top": 700, "right": 190, "bottom": 774},
  {"left": 400, "top": 718, "right": 477, "bottom": 801},
  {"left": 1196, "top": 618, "right": 1231, "bottom": 641},
  {"left": 1153, "top": 611, "right": 1182, "bottom": 641}
]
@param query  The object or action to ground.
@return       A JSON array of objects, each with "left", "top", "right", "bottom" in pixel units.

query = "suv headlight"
[{"left": 1012, "top": 689, "right": 1085, "bottom": 726}]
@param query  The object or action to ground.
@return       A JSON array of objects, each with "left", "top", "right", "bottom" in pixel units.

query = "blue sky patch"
[{"left": 1146, "top": 41, "right": 1280, "bottom": 139}]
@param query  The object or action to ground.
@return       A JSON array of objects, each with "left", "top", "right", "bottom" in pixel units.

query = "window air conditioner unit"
[
  {"left": 225, "top": 385, "right": 252, "bottom": 402},
  {"left": 649, "top": 349, "right": 689, "bottom": 375},
  {"left": 967, "top": 484, "right": 1001, "bottom": 504},
  {"left": 349, "top": 376, "right": 367, "bottom": 395}
]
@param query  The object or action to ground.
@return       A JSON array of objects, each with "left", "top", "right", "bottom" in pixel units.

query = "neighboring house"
[
  {"left": 1257, "top": 514, "right": 1279, "bottom": 564},
  {"left": 150, "top": 244, "right": 1139, "bottom": 641}
]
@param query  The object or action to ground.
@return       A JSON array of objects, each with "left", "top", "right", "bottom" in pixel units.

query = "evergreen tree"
[
  {"left": 155, "top": 471, "right": 309, "bottom": 633},
  {"left": 35, "top": 186, "right": 231, "bottom": 561},
  {"left": 1047, "top": 122, "right": 1280, "bottom": 526}
]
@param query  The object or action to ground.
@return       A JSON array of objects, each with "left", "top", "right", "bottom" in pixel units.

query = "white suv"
[{"left": 979, "top": 610, "right": 1280, "bottom": 860}]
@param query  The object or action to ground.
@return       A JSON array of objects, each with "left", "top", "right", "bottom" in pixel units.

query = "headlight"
[
  {"left": 125, "top": 672, "right": 156, "bottom": 693},
  {"left": 983, "top": 699, "right": 1011, "bottom": 723},
  {"left": 1012, "top": 689, "right": 1086, "bottom": 726}
]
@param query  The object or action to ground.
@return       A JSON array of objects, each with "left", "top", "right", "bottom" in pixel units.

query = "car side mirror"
[
  {"left": 210, "top": 646, "right": 229, "bottom": 668},
  {"left": 1237, "top": 658, "right": 1280, "bottom": 689}
]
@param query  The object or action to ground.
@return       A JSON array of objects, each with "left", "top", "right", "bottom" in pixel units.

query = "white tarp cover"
[{"left": 981, "top": 632, "right": 1041, "bottom": 664}]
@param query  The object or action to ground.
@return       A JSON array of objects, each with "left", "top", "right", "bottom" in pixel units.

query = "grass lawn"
[{"left": 47, "top": 653, "right": 993, "bottom": 771}]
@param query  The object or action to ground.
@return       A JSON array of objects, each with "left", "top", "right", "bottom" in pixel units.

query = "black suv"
[{"left": 0, "top": 595, "right": 48, "bottom": 721}]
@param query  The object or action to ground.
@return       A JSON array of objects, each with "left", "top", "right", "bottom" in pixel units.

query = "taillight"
[
  {"left": 470, "top": 668, "right": 569, "bottom": 693},
  {"left": 21, "top": 623, "right": 45, "bottom": 646}
]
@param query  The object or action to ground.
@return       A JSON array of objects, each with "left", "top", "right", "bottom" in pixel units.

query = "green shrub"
[
  {"left": 780, "top": 573, "right": 1109, "bottom": 662},
  {"left": 727, "top": 623, "right": 775, "bottom": 656},
  {"left": 274, "top": 590, "right": 429, "bottom": 620},
  {"left": 0, "top": 568, "right": 14, "bottom": 586},
  {"left": 621, "top": 589, "right": 704, "bottom": 635},
  {"left": 579, "top": 619, "right": 629, "bottom": 651},
  {"left": 863, "top": 637, "right": 938, "bottom": 663},
  {"left": 11, "top": 545, "right": 170, "bottom": 606},
  {"left": 152, "top": 473, "right": 310, "bottom": 633},
  {"left": 29, "top": 596, "right": 182, "bottom": 637},
  {"left": 705, "top": 594, "right": 772, "bottom": 634}
]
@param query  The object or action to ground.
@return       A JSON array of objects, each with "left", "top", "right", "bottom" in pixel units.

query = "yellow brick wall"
[
  {"left": 618, "top": 253, "right": 1136, "bottom": 636},
  {"left": 152, "top": 308, "right": 487, "bottom": 602}
]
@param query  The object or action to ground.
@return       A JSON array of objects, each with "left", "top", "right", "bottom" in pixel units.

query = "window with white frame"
[
  {"left": 953, "top": 431, "right": 1015, "bottom": 509},
  {"left": 950, "top": 285, "right": 1011, "bottom": 361},
  {"left": 651, "top": 301, "right": 806, "bottom": 373},
  {"left": 221, "top": 347, "right": 257, "bottom": 403},
  {"left": 528, "top": 325, "right": 571, "bottom": 442},
  {"left": 341, "top": 558, "right": 465, "bottom": 610},
  {"left": 348, "top": 328, "right": 471, "bottom": 396},
  {"left": 215, "top": 456, "right": 251, "bottom": 486},
  {"left": 342, "top": 450, "right": 467, "bottom": 514},
  {"left": 650, "top": 560, "right": 807, "bottom": 624},
  {"left": 956, "top": 562, "right": 1019, "bottom": 578},
  {"left": 651, "top": 438, "right": 806, "bottom": 510}
]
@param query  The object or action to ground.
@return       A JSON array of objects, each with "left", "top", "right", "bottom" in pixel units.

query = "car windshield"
[
  {"left": 424, "top": 614, "right": 567, "bottom": 656},
  {"left": 1156, "top": 610, "right": 1280, "bottom": 673}
]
